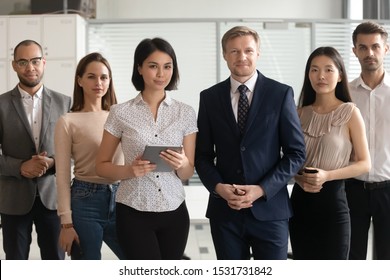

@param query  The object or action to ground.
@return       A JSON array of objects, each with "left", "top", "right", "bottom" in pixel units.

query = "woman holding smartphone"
[
  {"left": 289, "top": 47, "right": 371, "bottom": 260},
  {"left": 55, "top": 52, "right": 124, "bottom": 259},
  {"left": 96, "top": 38, "right": 197, "bottom": 260}
]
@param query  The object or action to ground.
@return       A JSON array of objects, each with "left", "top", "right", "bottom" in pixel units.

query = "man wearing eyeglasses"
[{"left": 0, "top": 40, "right": 71, "bottom": 259}]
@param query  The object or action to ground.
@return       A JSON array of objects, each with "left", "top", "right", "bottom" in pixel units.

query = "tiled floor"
[
  {"left": 0, "top": 221, "right": 216, "bottom": 260},
  {"left": 184, "top": 222, "right": 216, "bottom": 260},
  {"left": 0, "top": 219, "right": 374, "bottom": 260}
]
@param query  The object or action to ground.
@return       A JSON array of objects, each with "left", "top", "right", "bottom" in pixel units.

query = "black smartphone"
[
  {"left": 304, "top": 168, "right": 318, "bottom": 173},
  {"left": 71, "top": 240, "right": 83, "bottom": 260}
]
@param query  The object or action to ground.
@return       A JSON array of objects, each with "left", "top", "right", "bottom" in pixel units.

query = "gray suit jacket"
[{"left": 0, "top": 86, "right": 71, "bottom": 215}]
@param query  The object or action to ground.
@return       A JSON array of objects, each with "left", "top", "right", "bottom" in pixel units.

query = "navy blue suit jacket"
[{"left": 195, "top": 71, "right": 305, "bottom": 222}]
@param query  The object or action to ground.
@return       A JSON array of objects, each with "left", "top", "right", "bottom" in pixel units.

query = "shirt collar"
[
  {"left": 18, "top": 85, "right": 43, "bottom": 100},
  {"left": 230, "top": 71, "right": 258, "bottom": 93},
  {"left": 135, "top": 91, "right": 173, "bottom": 106},
  {"left": 356, "top": 70, "right": 390, "bottom": 89},
  {"left": 382, "top": 70, "right": 390, "bottom": 86}
]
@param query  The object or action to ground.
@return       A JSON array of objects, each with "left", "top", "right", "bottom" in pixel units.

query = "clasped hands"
[
  {"left": 295, "top": 167, "right": 326, "bottom": 193},
  {"left": 215, "top": 183, "right": 264, "bottom": 210},
  {"left": 20, "top": 151, "right": 53, "bottom": 178}
]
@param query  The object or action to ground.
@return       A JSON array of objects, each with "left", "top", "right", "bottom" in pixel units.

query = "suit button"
[
  {"left": 237, "top": 169, "right": 242, "bottom": 174},
  {"left": 240, "top": 146, "right": 246, "bottom": 152}
]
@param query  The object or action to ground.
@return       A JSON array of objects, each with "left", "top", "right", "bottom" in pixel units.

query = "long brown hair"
[{"left": 71, "top": 52, "right": 117, "bottom": 112}]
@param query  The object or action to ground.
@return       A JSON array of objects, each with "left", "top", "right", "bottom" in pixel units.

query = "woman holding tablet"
[{"left": 96, "top": 38, "right": 197, "bottom": 260}]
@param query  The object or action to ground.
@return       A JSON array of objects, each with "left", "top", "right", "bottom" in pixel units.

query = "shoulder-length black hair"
[{"left": 131, "top": 38, "right": 179, "bottom": 91}]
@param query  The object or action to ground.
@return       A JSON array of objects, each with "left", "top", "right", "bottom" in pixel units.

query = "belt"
[{"left": 349, "top": 178, "right": 390, "bottom": 190}]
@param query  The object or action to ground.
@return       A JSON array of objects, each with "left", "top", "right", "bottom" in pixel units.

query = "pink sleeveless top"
[{"left": 300, "top": 102, "right": 355, "bottom": 171}]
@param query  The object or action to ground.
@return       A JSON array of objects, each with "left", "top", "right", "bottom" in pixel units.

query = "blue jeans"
[{"left": 71, "top": 179, "right": 124, "bottom": 260}]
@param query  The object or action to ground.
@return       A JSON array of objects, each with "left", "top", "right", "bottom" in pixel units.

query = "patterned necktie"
[{"left": 237, "top": 84, "right": 249, "bottom": 134}]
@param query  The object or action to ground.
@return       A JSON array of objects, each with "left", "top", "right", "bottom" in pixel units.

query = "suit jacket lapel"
[
  {"left": 39, "top": 87, "right": 51, "bottom": 152},
  {"left": 11, "top": 88, "right": 35, "bottom": 143},
  {"left": 219, "top": 78, "right": 241, "bottom": 136},
  {"left": 245, "top": 71, "right": 266, "bottom": 134}
]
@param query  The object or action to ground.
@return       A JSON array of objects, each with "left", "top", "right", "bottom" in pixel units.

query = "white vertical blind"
[
  {"left": 88, "top": 20, "right": 312, "bottom": 108},
  {"left": 88, "top": 22, "right": 217, "bottom": 114},
  {"left": 218, "top": 22, "right": 311, "bottom": 103},
  {"left": 314, "top": 22, "right": 360, "bottom": 80},
  {"left": 314, "top": 21, "right": 390, "bottom": 81}
]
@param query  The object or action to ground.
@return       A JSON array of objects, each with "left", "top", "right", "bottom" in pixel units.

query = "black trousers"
[
  {"left": 1, "top": 196, "right": 64, "bottom": 260},
  {"left": 345, "top": 178, "right": 390, "bottom": 260},
  {"left": 289, "top": 180, "right": 350, "bottom": 260},
  {"left": 116, "top": 201, "right": 189, "bottom": 260}
]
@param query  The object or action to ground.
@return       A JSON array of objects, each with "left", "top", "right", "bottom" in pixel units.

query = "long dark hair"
[
  {"left": 298, "top": 46, "right": 351, "bottom": 108},
  {"left": 71, "top": 52, "right": 117, "bottom": 112}
]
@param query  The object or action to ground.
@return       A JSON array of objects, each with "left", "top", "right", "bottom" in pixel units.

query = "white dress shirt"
[
  {"left": 19, "top": 85, "right": 43, "bottom": 152},
  {"left": 349, "top": 71, "right": 390, "bottom": 182},
  {"left": 230, "top": 71, "right": 258, "bottom": 121}
]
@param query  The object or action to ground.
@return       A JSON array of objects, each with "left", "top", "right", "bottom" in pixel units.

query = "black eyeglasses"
[{"left": 14, "top": 57, "right": 43, "bottom": 68}]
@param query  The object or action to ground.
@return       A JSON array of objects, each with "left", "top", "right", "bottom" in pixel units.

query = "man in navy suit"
[
  {"left": 195, "top": 26, "right": 305, "bottom": 260},
  {"left": 0, "top": 40, "right": 71, "bottom": 259}
]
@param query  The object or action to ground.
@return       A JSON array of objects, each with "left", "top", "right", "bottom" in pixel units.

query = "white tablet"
[{"left": 141, "top": 145, "right": 183, "bottom": 172}]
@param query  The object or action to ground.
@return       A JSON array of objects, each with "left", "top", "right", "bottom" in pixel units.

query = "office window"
[
  {"left": 88, "top": 19, "right": 390, "bottom": 113},
  {"left": 88, "top": 22, "right": 217, "bottom": 114}
]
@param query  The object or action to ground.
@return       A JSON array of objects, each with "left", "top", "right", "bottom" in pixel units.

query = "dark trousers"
[
  {"left": 116, "top": 201, "right": 189, "bottom": 260},
  {"left": 1, "top": 196, "right": 64, "bottom": 260},
  {"left": 345, "top": 179, "right": 390, "bottom": 260},
  {"left": 289, "top": 180, "right": 350, "bottom": 260},
  {"left": 210, "top": 208, "right": 289, "bottom": 260}
]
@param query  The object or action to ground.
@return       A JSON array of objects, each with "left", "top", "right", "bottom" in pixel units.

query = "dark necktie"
[{"left": 237, "top": 84, "right": 249, "bottom": 134}]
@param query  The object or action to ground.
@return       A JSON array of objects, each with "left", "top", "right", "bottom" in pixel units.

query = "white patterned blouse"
[{"left": 104, "top": 92, "right": 198, "bottom": 212}]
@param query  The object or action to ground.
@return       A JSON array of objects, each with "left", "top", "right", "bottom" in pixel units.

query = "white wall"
[
  {"left": 96, "top": 0, "right": 344, "bottom": 19},
  {"left": 0, "top": 0, "right": 344, "bottom": 19}
]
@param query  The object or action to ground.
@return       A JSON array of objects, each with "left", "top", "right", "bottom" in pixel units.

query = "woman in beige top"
[
  {"left": 289, "top": 47, "right": 371, "bottom": 260},
  {"left": 55, "top": 53, "right": 124, "bottom": 259}
]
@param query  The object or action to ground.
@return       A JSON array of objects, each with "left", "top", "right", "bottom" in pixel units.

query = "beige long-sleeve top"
[
  {"left": 55, "top": 111, "right": 124, "bottom": 224},
  {"left": 300, "top": 102, "right": 354, "bottom": 171}
]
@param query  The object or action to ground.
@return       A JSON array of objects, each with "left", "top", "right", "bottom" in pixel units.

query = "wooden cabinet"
[
  {"left": 0, "top": 61, "right": 6, "bottom": 94},
  {"left": 0, "top": 18, "right": 7, "bottom": 59},
  {"left": 1, "top": 14, "right": 86, "bottom": 97},
  {"left": 0, "top": 18, "right": 7, "bottom": 94},
  {"left": 8, "top": 17, "right": 41, "bottom": 58},
  {"left": 42, "top": 16, "right": 86, "bottom": 59}
]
